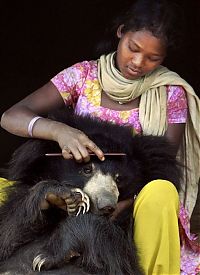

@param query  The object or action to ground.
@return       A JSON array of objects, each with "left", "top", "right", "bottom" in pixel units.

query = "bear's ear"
[{"left": 4, "top": 139, "right": 58, "bottom": 182}]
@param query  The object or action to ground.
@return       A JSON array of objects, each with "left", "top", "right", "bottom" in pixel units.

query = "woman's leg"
[
  {"left": 133, "top": 180, "right": 180, "bottom": 275},
  {"left": 0, "top": 178, "right": 15, "bottom": 203}
]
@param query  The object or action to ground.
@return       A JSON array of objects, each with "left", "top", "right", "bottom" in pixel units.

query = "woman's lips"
[{"left": 127, "top": 66, "right": 142, "bottom": 77}]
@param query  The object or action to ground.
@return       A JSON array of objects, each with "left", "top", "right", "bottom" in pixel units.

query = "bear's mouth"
[{"left": 89, "top": 201, "right": 116, "bottom": 216}]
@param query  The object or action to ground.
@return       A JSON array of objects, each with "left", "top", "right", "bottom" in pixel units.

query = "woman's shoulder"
[
  {"left": 166, "top": 85, "right": 187, "bottom": 101},
  {"left": 166, "top": 85, "right": 188, "bottom": 113},
  {"left": 51, "top": 60, "right": 98, "bottom": 86},
  {"left": 69, "top": 60, "right": 98, "bottom": 73},
  {"left": 60, "top": 60, "right": 98, "bottom": 81}
]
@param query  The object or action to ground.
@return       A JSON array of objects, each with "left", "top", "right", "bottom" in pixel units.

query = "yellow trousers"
[
  {"left": 0, "top": 177, "right": 15, "bottom": 203},
  {"left": 133, "top": 180, "right": 180, "bottom": 275}
]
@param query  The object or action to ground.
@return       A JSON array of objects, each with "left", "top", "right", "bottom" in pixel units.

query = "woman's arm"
[
  {"left": 165, "top": 123, "right": 185, "bottom": 155},
  {"left": 0, "top": 81, "right": 104, "bottom": 162},
  {"left": 1, "top": 82, "right": 63, "bottom": 137}
]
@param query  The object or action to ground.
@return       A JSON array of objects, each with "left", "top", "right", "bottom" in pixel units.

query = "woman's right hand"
[
  {"left": 0, "top": 81, "right": 104, "bottom": 162},
  {"left": 52, "top": 122, "right": 105, "bottom": 162}
]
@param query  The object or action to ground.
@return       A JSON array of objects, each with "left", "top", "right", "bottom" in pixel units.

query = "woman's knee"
[{"left": 134, "top": 180, "right": 179, "bottom": 216}]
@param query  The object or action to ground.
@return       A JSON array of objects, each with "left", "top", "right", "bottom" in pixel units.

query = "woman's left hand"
[{"left": 110, "top": 198, "right": 134, "bottom": 221}]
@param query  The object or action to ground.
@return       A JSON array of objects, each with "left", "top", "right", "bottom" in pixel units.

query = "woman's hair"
[{"left": 95, "top": 0, "right": 184, "bottom": 56}]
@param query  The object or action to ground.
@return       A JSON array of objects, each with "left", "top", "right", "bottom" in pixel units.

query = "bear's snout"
[
  {"left": 97, "top": 194, "right": 117, "bottom": 215},
  {"left": 83, "top": 170, "right": 119, "bottom": 215}
]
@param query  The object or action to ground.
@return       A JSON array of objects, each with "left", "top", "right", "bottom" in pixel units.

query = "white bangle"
[{"left": 28, "top": 116, "right": 42, "bottom": 137}]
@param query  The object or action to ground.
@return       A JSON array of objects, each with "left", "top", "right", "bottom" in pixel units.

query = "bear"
[{"left": 0, "top": 107, "right": 181, "bottom": 275}]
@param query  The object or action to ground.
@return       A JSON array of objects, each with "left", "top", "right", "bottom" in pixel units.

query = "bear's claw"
[
  {"left": 33, "top": 254, "right": 46, "bottom": 271},
  {"left": 71, "top": 188, "right": 90, "bottom": 215}
]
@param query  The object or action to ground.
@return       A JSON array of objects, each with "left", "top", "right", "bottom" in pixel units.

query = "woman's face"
[{"left": 116, "top": 29, "right": 166, "bottom": 80}]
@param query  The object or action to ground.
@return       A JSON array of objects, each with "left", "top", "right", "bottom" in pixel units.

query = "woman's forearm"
[
  {"left": 1, "top": 105, "right": 104, "bottom": 161},
  {"left": 1, "top": 81, "right": 65, "bottom": 139},
  {"left": 1, "top": 105, "right": 56, "bottom": 141}
]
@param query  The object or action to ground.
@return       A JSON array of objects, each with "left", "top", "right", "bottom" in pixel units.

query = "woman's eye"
[
  {"left": 148, "top": 56, "right": 161, "bottom": 62},
  {"left": 128, "top": 45, "right": 138, "bottom": 52}
]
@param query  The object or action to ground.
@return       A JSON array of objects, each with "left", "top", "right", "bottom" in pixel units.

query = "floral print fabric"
[{"left": 51, "top": 61, "right": 188, "bottom": 133}]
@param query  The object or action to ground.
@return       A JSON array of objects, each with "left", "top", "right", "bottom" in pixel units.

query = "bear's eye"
[{"left": 82, "top": 164, "right": 94, "bottom": 176}]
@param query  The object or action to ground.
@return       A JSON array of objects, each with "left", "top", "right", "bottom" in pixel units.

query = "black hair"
[{"left": 95, "top": 0, "right": 184, "bottom": 56}]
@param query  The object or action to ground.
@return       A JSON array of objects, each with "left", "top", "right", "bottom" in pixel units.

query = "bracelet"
[{"left": 28, "top": 116, "right": 42, "bottom": 137}]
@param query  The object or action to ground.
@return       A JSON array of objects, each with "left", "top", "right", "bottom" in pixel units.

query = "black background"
[{"left": 0, "top": 0, "right": 200, "bottom": 167}]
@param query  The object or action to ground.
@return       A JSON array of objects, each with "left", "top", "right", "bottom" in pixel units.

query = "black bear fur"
[{"left": 0, "top": 107, "right": 181, "bottom": 274}]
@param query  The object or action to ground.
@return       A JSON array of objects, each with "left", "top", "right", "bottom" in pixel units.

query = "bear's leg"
[
  {"left": 0, "top": 180, "right": 89, "bottom": 261},
  {"left": 32, "top": 214, "right": 142, "bottom": 275}
]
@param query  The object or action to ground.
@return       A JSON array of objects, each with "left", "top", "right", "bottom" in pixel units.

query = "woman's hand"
[
  {"left": 0, "top": 80, "right": 104, "bottom": 163},
  {"left": 52, "top": 122, "right": 105, "bottom": 162},
  {"left": 110, "top": 198, "right": 134, "bottom": 221}
]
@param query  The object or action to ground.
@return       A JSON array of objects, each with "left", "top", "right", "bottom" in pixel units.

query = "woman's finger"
[
  {"left": 62, "top": 145, "right": 73, "bottom": 159},
  {"left": 69, "top": 146, "right": 85, "bottom": 163},
  {"left": 76, "top": 144, "right": 91, "bottom": 163},
  {"left": 86, "top": 142, "right": 105, "bottom": 161},
  {"left": 76, "top": 138, "right": 104, "bottom": 162}
]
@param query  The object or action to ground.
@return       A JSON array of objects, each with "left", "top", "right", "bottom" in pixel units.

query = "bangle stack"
[{"left": 28, "top": 116, "right": 42, "bottom": 137}]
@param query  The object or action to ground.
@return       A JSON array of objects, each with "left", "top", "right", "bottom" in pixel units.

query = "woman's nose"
[{"left": 132, "top": 54, "right": 144, "bottom": 68}]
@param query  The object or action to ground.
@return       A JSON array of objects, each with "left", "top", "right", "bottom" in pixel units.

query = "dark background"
[{"left": 0, "top": 0, "right": 200, "bottom": 167}]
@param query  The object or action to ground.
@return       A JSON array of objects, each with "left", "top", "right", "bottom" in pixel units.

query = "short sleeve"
[
  {"left": 167, "top": 85, "right": 188, "bottom": 124},
  {"left": 51, "top": 61, "right": 91, "bottom": 106}
]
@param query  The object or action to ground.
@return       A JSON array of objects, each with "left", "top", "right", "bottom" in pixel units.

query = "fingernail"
[{"left": 101, "top": 156, "right": 105, "bottom": 161}]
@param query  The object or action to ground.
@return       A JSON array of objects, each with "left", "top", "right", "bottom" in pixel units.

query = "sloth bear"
[{"left": 0, "top": 108, "right": 181, "bottom": 275}]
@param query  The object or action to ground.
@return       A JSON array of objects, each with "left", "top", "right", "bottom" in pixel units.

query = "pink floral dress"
[{"left": 51, "top": 60, "right": 200, "bottom": 274}]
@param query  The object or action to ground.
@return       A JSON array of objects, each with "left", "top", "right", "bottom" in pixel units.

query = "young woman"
[{"left": 1, "top": 0, "right": 200, "bottom": 273}]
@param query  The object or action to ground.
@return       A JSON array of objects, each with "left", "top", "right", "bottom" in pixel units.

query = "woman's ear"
[{"left": 117, "top": 24, "right": 124, "bottom": 38}]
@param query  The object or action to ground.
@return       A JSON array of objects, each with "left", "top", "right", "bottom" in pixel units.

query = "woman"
[{"left": 1, "top": 0, "right": 200, "bottom": 273}]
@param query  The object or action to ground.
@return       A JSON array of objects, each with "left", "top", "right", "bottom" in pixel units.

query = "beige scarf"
[{"left": 98, "top": 52, "right": 200, "bottom": 217}]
